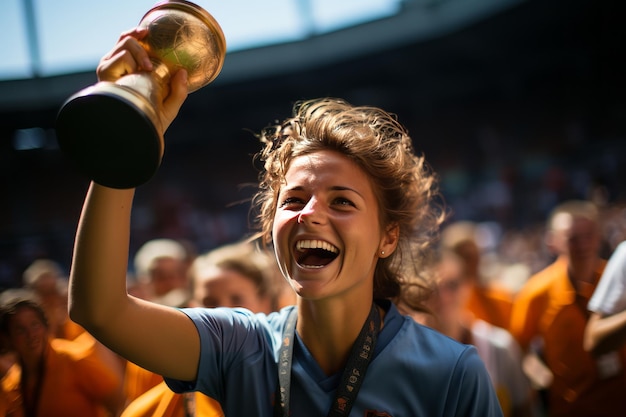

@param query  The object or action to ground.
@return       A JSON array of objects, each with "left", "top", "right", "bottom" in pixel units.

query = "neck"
[
  {"left": 568, "top": 256, "right": 600, "bottom": 286},
  {"left": 296, "top": 297, "right": 377, "bottom": 375},
  {"left": 20, "top": 338, "right": 48, "bottom": 377}
]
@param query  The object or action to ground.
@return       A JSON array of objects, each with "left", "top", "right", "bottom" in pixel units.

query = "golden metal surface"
[{"left": 139, "top": 0, "right": 226, "bottom": 92}]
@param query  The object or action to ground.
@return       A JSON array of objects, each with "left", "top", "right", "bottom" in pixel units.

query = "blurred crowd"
[
  {"left": 3, "top": 195, "right": 626, "bottom": 415},
  {"left": 0, "top": 238, "right": 296, "bottom": 416},
  {"left": 2, "top": 130, "right": 626, "bottom": 415}
]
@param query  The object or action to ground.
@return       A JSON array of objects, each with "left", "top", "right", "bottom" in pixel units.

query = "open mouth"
[{"left": 295, "top": 239, "right": 339, "bottom": 268}]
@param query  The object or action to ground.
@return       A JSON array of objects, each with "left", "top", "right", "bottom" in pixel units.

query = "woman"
[
  {"left": 0, "top": 294, "right": 124, "bottom": 417},
  {"left": 68, "top": 27, "right": 502, "bottom": 416}
]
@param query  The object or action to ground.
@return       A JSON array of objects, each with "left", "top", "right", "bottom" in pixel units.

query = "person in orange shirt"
[
  {"left": 22, "top": 259, "right": 85, "bottom": 341},
  {"left": 441, "top": 221, "right": 514, "bottom": 329},
  {"left": 509, "top": 200, "right": 626, "bottom": 417},
  {"left": 0, "top": 293, "right": 124, "bottom": 417},
  {"left": 120, "top": 240, "right": 295, "bottom": 417}
]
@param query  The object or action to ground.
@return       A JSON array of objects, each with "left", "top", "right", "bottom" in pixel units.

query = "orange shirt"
[
  {"left": 124, "top": 361, "right": 164, "bottom": 404},
  {"left": 121, "top": 381, "right": 224, "bottom": 417},
  {"left": 465, "top": 284, "right": 513, "bottom": 330},
  {"left": 509, "top": 256, "right": 626, "bottom": 417},
  {"left": 1, "top": 337, "right": 122, "bottom": 417}
]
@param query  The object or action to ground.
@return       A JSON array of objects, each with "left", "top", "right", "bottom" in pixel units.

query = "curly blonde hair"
[{"left": 252, "top": 98, "right": 445, "bottom": 302}]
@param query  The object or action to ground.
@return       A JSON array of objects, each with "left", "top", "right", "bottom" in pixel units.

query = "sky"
[{"left": 0, "top": 0, "right": 401, "bottom": 81}]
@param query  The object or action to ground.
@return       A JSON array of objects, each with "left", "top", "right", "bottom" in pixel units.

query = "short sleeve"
[{"left": 588, "top": 241, "right": 626, "bottom": 315}]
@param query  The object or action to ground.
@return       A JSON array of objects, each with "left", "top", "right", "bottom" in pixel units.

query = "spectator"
[
  {"left": 133, "top": 238, "right": 193, "bottom": 308},
  {"left": 22, "top": 259, "right": 83, "bottom": 340},
  {"left": 0, "top": 291, "right": 124, "bottom": 416},
  {"left": 441, "top": 221, "right": 514, "bottom": 329},
  {"left": 509, "top": 200, "right": 626, "bottom": 417}
]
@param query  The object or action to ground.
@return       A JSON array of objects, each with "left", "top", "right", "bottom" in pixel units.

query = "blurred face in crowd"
[
  {"left": 5, "top": 305, "right": 48, "bottom": 364},
  {"left": 549, "top": 213, "right": 601, "bottom": 262},
  {"left": 148, "top": 257, "right": 189, "bottom": 297},
  {"left": 399, "top": 253, "right": 471, "bottom": 335},
  {"left": 431, "top": 254, "right": 472, "bottom": 331},
  {"left": 193, "top": 266, "right": 272, "bottom": 314},
  {"left": 454, "top": 240, "right": 481, "bottom": 282}
]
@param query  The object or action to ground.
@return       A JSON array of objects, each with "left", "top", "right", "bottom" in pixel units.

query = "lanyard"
[{"left": 274, "top": 303, "right": 381, "bottom": 417}]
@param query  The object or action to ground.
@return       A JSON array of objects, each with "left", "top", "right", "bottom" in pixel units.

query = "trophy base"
[{"left": 56, "top": 84, "right": 163, "bottom": 189}]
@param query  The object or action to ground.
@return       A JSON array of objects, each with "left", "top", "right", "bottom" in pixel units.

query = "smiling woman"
[
  {"left": 66, "top": 25, "right": 504, "bottom": 416},
  {"left": 64, "top": 30, "right": 501, "bottom": 410}
]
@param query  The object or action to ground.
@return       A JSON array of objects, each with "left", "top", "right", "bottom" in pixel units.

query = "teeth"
[{"left": 296, "top": 239, "right": 338, "bottom": 253}]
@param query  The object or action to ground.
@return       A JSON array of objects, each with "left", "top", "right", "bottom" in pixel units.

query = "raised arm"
[{"left": 68, "top": 28, "right": 200, "bottom": 381}]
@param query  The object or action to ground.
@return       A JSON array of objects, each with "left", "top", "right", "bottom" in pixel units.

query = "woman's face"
[
  {"left": 6, "top": 306, "right": 48, "bottom": 362},
  {"left": 272, "top": 150, "right": 397, "bottom": 301},
  {"left": 193, "top": 266, "right": 272, "bottom": 314}
]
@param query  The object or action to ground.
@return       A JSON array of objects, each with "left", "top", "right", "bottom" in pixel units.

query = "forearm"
[
  {"left": 584, "top": 311, "right": 626, "bottom": 355},
  {"left": 68, "top": 182, "right": 135, "bottom": 330}
]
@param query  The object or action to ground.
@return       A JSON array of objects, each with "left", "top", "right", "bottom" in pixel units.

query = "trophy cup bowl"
[{"left": 55, "top": 0, "right": 226, "bottom": 189}]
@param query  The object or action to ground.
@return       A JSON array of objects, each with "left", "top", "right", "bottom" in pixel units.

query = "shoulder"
[
  {"left": 178, "top": 305, "right": 294, "bottom": 351},
  {"left": 180, "top": 305, "right": 293, "bottom": 331},
  {"left": 393, "top": 316, "right": 481, "bottom": 366},
  {"left": 613, "top": 241, "right": 626, "bottom": 258},
  {"left": 605, "top": 241, "right": 626, "bottom": 276},
  {"left": 514, "top": 259, "right": 565, "bottom": 302}
]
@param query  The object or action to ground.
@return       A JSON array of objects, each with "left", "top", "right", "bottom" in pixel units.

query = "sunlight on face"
[{"left": 272, "top": 150, "right": 396, "bottom": 302}]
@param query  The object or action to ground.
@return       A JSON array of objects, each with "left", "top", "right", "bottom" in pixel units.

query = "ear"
[{"left": 379, "top": 223, "right": 400, "bottom": 258}]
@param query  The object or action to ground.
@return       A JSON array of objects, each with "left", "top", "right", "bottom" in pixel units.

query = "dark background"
[{"left": 1, "top": 0, "right": 624, "bottom": 289}]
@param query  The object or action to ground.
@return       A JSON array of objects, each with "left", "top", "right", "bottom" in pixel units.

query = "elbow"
[
  {"left": 583, "top": 325, "right": 610, "bottom": 357},
  {"left": 68, "top": 299, "right": 92, "bottom": 330},
  {"left": 583, "top": 314, "right": 608, "bottom": 356},
  {"left": 68, "top": 296, "right": 107, "bottom": 333},
  {"left": 582, "top": 330, "right": 597, "bottom": 353}
]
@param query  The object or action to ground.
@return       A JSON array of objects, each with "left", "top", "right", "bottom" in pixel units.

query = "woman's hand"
[{"left": 96, "top": 27, "right": 188, "bottom": 132}]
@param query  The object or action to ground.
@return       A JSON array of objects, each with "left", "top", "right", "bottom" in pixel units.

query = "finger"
[
  {"left": 101, "top": 35, "right": 152, "bottom": 70},
  {"left": 97, "top": 38, "right": 153, "bottom": 82},
  {"left": 97, "top": 49, "right": 140, "bottom": 82},
  {"left": 161, "top": 69, "right": 189, "bottom": 131},
  {"left": 115, "top": 26, "right": 149, "bottom": 43}
]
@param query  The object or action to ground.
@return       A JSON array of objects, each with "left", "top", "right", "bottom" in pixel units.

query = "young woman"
[
  {"left": 0, "top": 295, "right": 124, "bottom": 417},
  {"left": 68, "top": 27, "right": 502, "bottom": 416}
]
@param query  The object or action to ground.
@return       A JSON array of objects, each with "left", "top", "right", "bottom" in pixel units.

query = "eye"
[
  {"left": 279, "top": 196, "right": 305, "bottom": 208},
  {"left": 332, "top": 197, "right": 356, "bottom": 208}
]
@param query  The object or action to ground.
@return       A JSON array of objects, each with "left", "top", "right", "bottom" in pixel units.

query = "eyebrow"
[{"left": 282, "top": 185, "right": 364, "bottom": 199}]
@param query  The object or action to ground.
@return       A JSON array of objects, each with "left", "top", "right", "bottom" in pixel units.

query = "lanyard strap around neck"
[{"left": 274, "top": 303, "right": 381, "bottom": 417}]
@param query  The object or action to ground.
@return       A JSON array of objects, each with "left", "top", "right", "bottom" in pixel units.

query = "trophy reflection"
[{"left": 56, "top": 0, "right": 226, "bottom": 189}]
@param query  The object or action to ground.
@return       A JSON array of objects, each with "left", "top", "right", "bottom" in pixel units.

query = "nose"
[{"left": 297, "top": 197, "right": 325, "bottom": 225}]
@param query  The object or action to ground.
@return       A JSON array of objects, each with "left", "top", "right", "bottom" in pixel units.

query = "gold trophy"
[{"left": 56, "top": 0, "right": 226, "bottom": 189}]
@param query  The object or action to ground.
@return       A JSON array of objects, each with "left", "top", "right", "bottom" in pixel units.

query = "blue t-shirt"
[{"left": 165, "top": 302, "right": 503, "bottom": 416}]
